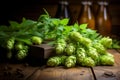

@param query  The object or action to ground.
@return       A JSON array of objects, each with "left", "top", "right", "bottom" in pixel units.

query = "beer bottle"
[
  {"left": 78, "top": 1, "right": 95, "bottom": 30},
  {"left": 55, "top": 1, "right": 72, "bottom": 24},
  {"left": 96, "top": 1, "right": 112, "bottom": 36}
]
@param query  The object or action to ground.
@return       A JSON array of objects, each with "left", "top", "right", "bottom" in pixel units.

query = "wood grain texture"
[
  {"left": 92, "top": 66, "right": 120, "bottom": 80},
  {"left": 0, "top": 63, "right": 39, "bottom": 80},
  {"left": 29, "top": 66, "right": 94, "bottom": 80}
]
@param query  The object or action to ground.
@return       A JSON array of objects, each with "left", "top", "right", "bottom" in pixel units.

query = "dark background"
[{"left": 0, "top": 0, "right": 120, "bottom": 36}]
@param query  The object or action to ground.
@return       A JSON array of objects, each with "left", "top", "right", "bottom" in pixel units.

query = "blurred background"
[{"left": 0, "top": 0, "right": 120, "bottom": 37}]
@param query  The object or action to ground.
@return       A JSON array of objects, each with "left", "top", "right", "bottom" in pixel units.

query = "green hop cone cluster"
[
  {"left": 81, "top": 57, "right": 95, "bottom": 67},
  {"left": 15, "top": 49, "right": 28, "bottom": 60},
  {"left": 31, "top": 36, "right": 42, "bottom": 45},
  {"left": 15, "top": 42, "right": 24, "bottom": 50},
  {"left": 93, "top": 42, "right": 106, "bottom": 55},
  {"left": 47, "top": 56, "right": 63, "bottom": 67},
  {"left": 86, "top": 47, "right": 99, "bottom": 61},
  {"left": 60, "top": 55, "right": 67, "bottom": 65},
  {"left": 6, "top": 37, "right": 15, "bottom": 50},
  {"left": 99, "top": 53, "right": 114, "bottom": 66},
  {"left": 55, "top": 44, "right": 65, "bottom": 55},
  {"left": 15, "top": 45, "right": 29, "bottom": 60},
  {"left": 99, "top": 37, "right": 112, "bottom": 48},
  {"left": 65, "top": 55, "right": 76, "bottom": 68},
  {"left": 5, "top": 37, "right": 15, "bottom": 59},
  {"left": 69, "top": 31, "right": 83, "bottom": 42},
  {"left": 55, "top": 39, "right": 66, "bottom": 55},
  {"left": 76, "top": 47, "right": 86, "bottom": 65},
  {"left": 65, "top": 43, "right": 76, "bottom": 56},
  {"left": 80, "top": 37, "right": 92, "bottom": 47},
  {"left": 69, "top": 31, "right": 92, "bottom": 48},
  {"left": 47, "top": 31, "right": 115, "bottom": 68}
]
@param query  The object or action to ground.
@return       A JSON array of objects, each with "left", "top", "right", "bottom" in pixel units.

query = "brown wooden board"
[
  {"left": 28, "top": 66, "right": 94, "bottom": 80},
  {"left": 0, "top": 63, "right": 39, "bottom": 80},
  {"left": 29, "top": 44, "right": 54, "bottom": 59},
  {"left": 92, "top": 66, "right": 120, "bottom": 80},
  {"left": 27, "top": 44, "right": 55, "bottom": 66},
  {"left": 116, "top": 49, "right": 120, "bottom": 53}
]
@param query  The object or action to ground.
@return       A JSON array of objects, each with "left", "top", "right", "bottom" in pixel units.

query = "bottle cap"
[
  {"left": 59, "top": 1, "right": 69, "bottom": 5},
  {"left": 81, "top": 1, "right": 92, "bottom": 5},
  {"left": 98, "top": 1, "right": 108, "bottom": 6}
]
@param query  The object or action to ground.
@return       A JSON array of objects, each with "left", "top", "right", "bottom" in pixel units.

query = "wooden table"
[{"left": 0, "top": 49, "right": 120, "bottom": 80}]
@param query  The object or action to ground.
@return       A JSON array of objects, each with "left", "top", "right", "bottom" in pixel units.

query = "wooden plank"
[
  {"left": 92, "top": 66, "right": 120, "bottom": 80},
  {"left": 116, "top": 49, "right": 120, "bottom": 53},
  {"left": 29, "top": 44, "right": 54, "bottom": 59},
  {"left": 0, "top": 63, "right": 39, "bottom": 80},
  {"left": 29, "top": 66, "right": 94, "bottom": 80}
]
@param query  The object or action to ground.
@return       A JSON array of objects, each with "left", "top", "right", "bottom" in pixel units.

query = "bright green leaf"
[
  {"left": 60, "top": 18, "right": 69, "bottom": 25},
  {"left": 79, "top": 24, "right": 88, "bottom": 29}
]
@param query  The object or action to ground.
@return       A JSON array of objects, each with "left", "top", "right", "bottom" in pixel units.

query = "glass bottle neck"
[{"left": 98, "top": 5, "right": 109, "bottom": 20}]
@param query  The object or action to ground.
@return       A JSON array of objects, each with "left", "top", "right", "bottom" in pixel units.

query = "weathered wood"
[
  {"left": 27, "top": 44, "right": 55, "bottom": 66},
  {"left": 29, "top": 44, "right": 54, "bottom": 59},
  {"left": 29, "top": 66, "right": 94, "bottom": 80},
  {"left": 92, "top": 66, "right": 120, "bottom": 80},
  {"left": 116, "top": 49, "right": 120, "bottom": 53},
  {"left": 0, "top": 63, "right": 39, "bottom": 80}
]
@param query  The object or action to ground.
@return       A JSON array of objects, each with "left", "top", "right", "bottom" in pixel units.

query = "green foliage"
[
  {"left": 110, "top": 39, "right": 120, "bottom": 49},
  {"left": 0, "top": 9, "right": 119, "bottom": 66}
]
